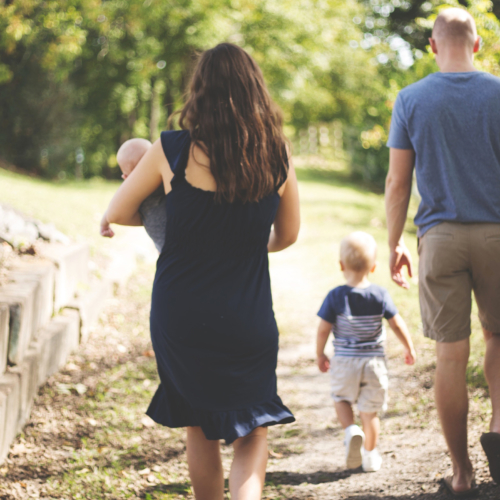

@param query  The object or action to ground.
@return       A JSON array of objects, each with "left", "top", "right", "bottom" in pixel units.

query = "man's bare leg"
[
  {"left": 483, "top": 328, "right": 500, "bottom": 433},
  {"left": 435, "top": 338, "right": 474, "bottom": 493}
]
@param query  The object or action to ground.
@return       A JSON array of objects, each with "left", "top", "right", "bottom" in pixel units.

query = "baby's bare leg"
[
  {"left": 334, "top": 401, "right": 355, "bottom": 429},
  {"left": 359, "top": 412, "right": 379, "bottom": 451}
]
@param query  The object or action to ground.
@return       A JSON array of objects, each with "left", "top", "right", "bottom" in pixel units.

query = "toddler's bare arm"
[
  {"left": 387, "top": 314, "right": 416, "bottom": 365},
  {"left": 316, "top": 319, "right": 333, "bottom": 372}
]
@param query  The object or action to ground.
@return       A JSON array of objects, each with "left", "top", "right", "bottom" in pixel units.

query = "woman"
[{"left": 101, "top": 43, "right": 300, "bottom": 500}]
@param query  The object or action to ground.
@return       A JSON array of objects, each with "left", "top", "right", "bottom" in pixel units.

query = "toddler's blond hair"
[{"left": 340, "top": 231, "right": 377, "bottom": 273}]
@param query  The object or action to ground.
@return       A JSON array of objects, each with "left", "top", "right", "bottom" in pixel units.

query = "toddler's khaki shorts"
[
  {"left": 418, "top": 222, "right": 500, "bottom": 342},
  {"left": 330, "top": 356, "right": 388, "bottom": 413}
]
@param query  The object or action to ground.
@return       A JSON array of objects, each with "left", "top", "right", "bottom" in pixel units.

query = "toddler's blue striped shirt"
[{"left": 318, "top": 284, "right": 397, "bottom": 357}]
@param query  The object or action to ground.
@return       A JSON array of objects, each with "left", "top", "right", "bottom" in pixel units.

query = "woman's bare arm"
[
  {"left": 268, "top": 153, "right": 300, "bottom": 252},
  {"left": 101, "top": 139, "right": 173, "bottom": 232}
]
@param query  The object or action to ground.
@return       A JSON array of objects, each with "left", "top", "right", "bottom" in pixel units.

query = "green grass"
[{"left": 0, "top": 168, "right": 124, "bottom": 256}]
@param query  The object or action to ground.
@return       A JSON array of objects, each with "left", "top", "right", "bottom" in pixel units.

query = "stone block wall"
[{"left": 0, "top": 242, "right": 135, "bottom": 464}]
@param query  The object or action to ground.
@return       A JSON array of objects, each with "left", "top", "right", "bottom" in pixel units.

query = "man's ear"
[
  {"left": 371, "top": 262, "right": 377, "bottom": 273},
  {"left": 339, "top": 261, "right": 345, "bottom": 271},
  {"left": 429, "top": 38, "right": 438, "bottom": 55},
  {"left": 473, "top": 36, "right": 481, "bottom": 53}
]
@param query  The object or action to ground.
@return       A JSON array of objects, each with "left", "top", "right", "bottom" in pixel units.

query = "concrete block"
[
  {"left": 0, "top": 305, "right": 8, "bottom": 375},
  {"left": 68, "top": 277, "right": 113, "bottom": 343},
  {"left": 0, "top": 390, "right": 7, "bottom": 464},
  {"left": 0, "top": 373, "right": 21, "bottom": 464},
  {"left": 9, "top": 260, "right": 56, "bottom": 331},
  {"left": 0, "top": 281, "right": 37, "bottom": 366},
  {"left": 53, "top": 309, "right": 81, "bottom": 355},
  {"left": 8, "top": 347, "right": 39, "bottom": 431},
  {"left": 36, "top": 311, "right": 81, "bottom": 386},
  {"left": 106, "top": 249, "right": 136, "bottom": 292},
  {"left": 36, "top": 324, "right": 64, "bottom": 386},
  {"left": 39, "top": 243, "right": 89, "bottom": 312}
]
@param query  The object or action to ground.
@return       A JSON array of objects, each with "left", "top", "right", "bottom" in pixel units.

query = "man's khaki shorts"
[
  {"left": 418, "top": 222, "right": 500, "bottom": 342},
  {"left": 330, "top": 356, "right": 388, "bottom": 413}
]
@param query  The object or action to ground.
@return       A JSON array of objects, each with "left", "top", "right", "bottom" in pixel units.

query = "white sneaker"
[
  {"left": 344, "top": 425, "right": 364, "bottom": 469},
  {"left": 362, "top": 447, "right": 382, "bottom": 472}
]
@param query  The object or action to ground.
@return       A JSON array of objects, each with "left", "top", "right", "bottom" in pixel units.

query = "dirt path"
[
  {"left": 265, "top": 337, "right": 496, "bottom": 499},
  {"left": 0, "top": 263, "right": 498, "bottom": 499}
]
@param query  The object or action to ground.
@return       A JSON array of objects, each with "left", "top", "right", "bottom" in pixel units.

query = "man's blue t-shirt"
[
  {"left": 317, "top": 284, "right": 398, "bottom": 358},
  {"left": 387, "top": 71, "right": 500, "bottom": 237}
]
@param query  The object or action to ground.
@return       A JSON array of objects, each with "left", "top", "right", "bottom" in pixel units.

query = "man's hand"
[
  {"left": 317, "top": 353, "right": 330, "bottom": 373},
  {"left": 389, "top": 242, "right": 413, "bottom": 289},
  {"left": 100, "top": 213, "right": 115, "bottom": 238}
]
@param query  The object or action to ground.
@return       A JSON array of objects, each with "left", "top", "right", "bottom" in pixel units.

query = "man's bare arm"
[{"left": 385, "top": 148, "right": 415, "bottom": 289}]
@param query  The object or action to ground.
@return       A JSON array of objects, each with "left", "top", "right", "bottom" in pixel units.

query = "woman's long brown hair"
[{"left": 177, "top": 43, "right": 289, "bottom": 203}]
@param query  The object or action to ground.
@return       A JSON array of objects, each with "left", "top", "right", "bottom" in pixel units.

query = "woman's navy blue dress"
[{"left": 147, "top": 130, "right": 295, "bottom": 444}]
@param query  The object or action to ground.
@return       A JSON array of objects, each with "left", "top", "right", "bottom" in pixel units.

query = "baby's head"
[
  {"left": 117, "top": 138, "right": 152, "bottom": 179},
  {"left": 339, "top": 231, "right": 377, "bottom": 276}
]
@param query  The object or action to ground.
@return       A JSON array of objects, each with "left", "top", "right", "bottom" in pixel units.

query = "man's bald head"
[{"left": 432, "top": 8, "right": 477, "bottom": 47}]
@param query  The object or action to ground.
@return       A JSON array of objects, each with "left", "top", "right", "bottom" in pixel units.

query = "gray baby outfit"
[{"left": 138, "top": 186, "right": 167, "bottom": 252}]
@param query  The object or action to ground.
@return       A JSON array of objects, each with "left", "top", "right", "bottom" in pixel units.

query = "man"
[{"left": 385, "top": 7, "right": 500, "bottom": 497}]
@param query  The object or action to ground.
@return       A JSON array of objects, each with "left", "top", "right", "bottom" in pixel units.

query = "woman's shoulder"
[
  {"left": 160, "top": 129, "right": 190, "bottom": 147},
  {"left": 160, "top": 130, "right": 191, "bottom": 172}
]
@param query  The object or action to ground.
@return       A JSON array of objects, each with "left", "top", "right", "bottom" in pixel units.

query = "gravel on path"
[{"left": 0, "top": 263, "right": 498, "bottom": 499}]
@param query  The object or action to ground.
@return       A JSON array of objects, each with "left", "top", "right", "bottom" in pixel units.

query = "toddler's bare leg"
[
  {"left": 334, "top": 401, "right": 355, "bottom": 428},
  {"left": 359, "top": 412, "right": 379, "bottom": 451}
]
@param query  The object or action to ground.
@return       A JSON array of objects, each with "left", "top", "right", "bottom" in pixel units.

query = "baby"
[
  {"left": 316, "top": 231, "right": 416, "bottom": 472},
  {"left": 101, "top": 138, "right": 166, "bottom": 253}
]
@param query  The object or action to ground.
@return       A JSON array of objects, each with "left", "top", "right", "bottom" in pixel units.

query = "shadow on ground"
[
  {"left": 265, "top": 468, "right": 362, "bottom": 485},
  {"left": 141, "top": 482, "right": 192, "bottom": 497}
]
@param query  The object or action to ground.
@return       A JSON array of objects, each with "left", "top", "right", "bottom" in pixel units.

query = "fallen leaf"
[
  {"left": 142, "top": 350, "right": 155, "bottom": 358},
  {"left": 141, "top": 416, "right": 155, "bottom": 428},
  {"left": 74, "top": 383, "right": 87, "bottom": 395},
  {"left": 56, "top": 383, "right": 72, "bottom": 395},
  {"left": 138, "top": 468, "right": 150, "bottom": 475},
  {"left": 269, "top": 450, "right": 283, "bottom": 459},
  {"left": 11, "top": 443, "right": 27, "bottom": 455}
]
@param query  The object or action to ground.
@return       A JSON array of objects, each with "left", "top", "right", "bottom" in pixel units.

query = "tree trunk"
[{"left": 149, "top": 77, "right": 160, "bottom": 141}]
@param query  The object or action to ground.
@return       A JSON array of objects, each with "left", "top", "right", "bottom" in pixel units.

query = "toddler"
[
  {"left": 100, "top": 138, "right": 166, "bottom": 253},
  {"left": 316, "top": 231, "right": 416, "bottom": 472}
]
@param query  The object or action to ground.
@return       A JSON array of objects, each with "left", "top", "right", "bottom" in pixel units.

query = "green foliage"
[
  {"left": 0, "top": 0, "right": 369, "bottom": 178},
  {"left": 347, "top": 0, "right": 500, "bottom": 184},
  {"left": 0, "top": 1, "right": 499, "bottom": 182}
]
